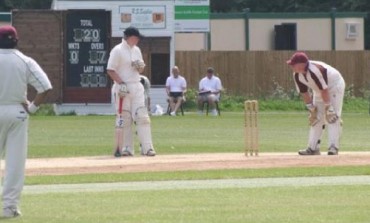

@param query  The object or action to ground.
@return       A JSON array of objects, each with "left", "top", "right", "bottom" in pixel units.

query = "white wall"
[
  {"left": 249, "top": 18, "right": 332, "bottom": 50},
  {"left": 175, "top": 33, "right": 207, "bottom": 51},
  {"left": 335, "top": 18, "right": 364, "bottom": 50},
  {"left": 210, "top": 19, "right": 245, "bottom": 51}
]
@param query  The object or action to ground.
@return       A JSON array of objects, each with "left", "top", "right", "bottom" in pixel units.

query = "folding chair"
[
  {"left": 166, "top": 98, "right": 184, "bottom": 116},
  {"left": 202, "top": 100, "right": 220, "bottom": 116}
]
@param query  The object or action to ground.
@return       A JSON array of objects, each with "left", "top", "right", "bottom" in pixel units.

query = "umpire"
[{"left": 0, "top": 25, "right": 52, "bottom": 218}]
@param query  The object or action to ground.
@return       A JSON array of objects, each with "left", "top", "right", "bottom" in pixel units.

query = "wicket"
[{"left": 244, "top": 100, "right": 259, "bottom": 156}]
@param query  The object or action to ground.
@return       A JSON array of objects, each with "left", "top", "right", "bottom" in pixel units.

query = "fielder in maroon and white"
[
  {"left": 0, "top": 25, "right": 52, "bottom": 218},
  {"left": 287, "top": 52, "right": 345, "bottom": 155},
  {"left": 107, "top": 26, "right": 156, "bottom": 157}
]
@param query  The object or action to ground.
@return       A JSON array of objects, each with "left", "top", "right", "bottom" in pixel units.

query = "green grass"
[
  {"left": 25, "top": 165, "right": 370, "bottom": 185},
  {"left": 28, "top": 112, "right": 370, "bottom": 158},
  {"left": 2, "top": 111, "right": 369, "bottom": 222},
  {"left": 4, "top": 185, "right": 370, "bottom": 223}
]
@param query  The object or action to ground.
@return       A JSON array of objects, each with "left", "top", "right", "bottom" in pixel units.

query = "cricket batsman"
[
  {"left": 107, "top": 26, "right": 156, "bottom": 157},
  {"left": 286, "top": 52, "right": 345, "bottom": 155}
]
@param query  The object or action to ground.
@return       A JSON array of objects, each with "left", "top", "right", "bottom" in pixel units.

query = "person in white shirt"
[
  {"left": 0, "top": 25, "right": 52, "bottom": 218},
  {"left": 165, "top": 66, "right": 187, "bottom": 116},
  {"left": 107, "top": 27, "right": 156, "bottom": 157},
  {"left": 287, "top": 52, "right": 345, "bottom": 156},
  {"left": 197, "top": 67, "right": 222, "bottom": 116}
]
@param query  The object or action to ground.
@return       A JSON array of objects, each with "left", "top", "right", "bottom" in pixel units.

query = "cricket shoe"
[
  {"left": 142, "top": 149, "right": 156, "bottom": 157},
  {"left": 3, "top": 207, "right": 21, "bottom": 218},
  {"left": 114, "top": 149, "right": 121, "bottom": 157},
  {"left": 298, "top": 147, "right": 321, "bottom": 155},
  {"left": 211, "top": 109, "right": 218, "bottom": 116},
  {"left": 328, "top": 146, "right": 339, "bottom": 155},
  {"left": 121, "top": 147, "right": 134, "bottom": 157}
]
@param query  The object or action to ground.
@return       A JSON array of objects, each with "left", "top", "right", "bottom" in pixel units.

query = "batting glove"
[
  {"left": 306, "top": 103, "right": 319, "bottom": 126},
  {"left": 118, "top": 83, "right": 129, "bottom": 97},
  {"left": 325, "top": 104, "right": 339, "bottom": 124},
  {"left": 131, "top": 60, "right": 145, "bottom": 71}
]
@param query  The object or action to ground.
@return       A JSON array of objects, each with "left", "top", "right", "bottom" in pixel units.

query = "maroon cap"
[
  {"left": 0, "top": 25, "right": 18, "bottom": 41},
  {"left": 286, "top": 52, "right": 309, "bottom": 65}
]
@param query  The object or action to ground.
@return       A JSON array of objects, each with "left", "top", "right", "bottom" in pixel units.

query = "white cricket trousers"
[
  {"left": 0, "top": 105, "right": 28, "bottom": 209},
  {"left": 113, "top": 82, "right": 154, "bottom": 154},
  {"left": 308, "top": 77, "right": 345, "bottom": 150}
]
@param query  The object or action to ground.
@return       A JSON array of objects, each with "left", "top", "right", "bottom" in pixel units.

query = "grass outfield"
[
  {"left": 2, "top": 112, "right": 368, "bottom": 222},
  {"left": 28, "top": 112, "right": 370, "bottom": 158},
  {"left": 26, "top": 166, "right": 370, "bottom": 185},
  {"left": 2, "top": 184, "right": 370, "bottom": 223}
]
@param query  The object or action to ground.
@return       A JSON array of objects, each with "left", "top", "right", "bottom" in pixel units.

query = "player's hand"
[
  {"left": 325, "top": 104, "right": 338, "bottom": 123},
  {"left": 118, "top": 83, "right": 129, "bottom": 97},
  {"left": 22, "top": 101, "right": 39, "bottom": 114},
  {"left": 306, "top": 104, "right": 319, "bottom": 126},
  {"left": 131, "top": 60, "right": 145, "bottom": 71}
]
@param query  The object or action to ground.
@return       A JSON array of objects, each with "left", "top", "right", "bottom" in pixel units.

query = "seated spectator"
[
  {"left": 197, "top": 67, "right": 222, "bottom": 116},
  {"left": 165, "top": 66, "right": 187, "bottom": 116}
]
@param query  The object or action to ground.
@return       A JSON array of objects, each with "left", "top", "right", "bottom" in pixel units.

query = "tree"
[{"left": 0, "top": 0, "right": 52, "bottom": 11}]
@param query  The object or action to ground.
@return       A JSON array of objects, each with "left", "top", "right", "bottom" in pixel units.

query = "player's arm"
[
  {"left": 301, "top": 92, "right": 312, "bottom": 105},
  {"left": 107, "top": 47, "right": 124, "bottom": 84},
  {"left": 34, "top": 90, "right": 51, "bottom": 106},
  {"left": 137, "top": 65, "right": 145, "bottom": 74},
  {"left": 212, "top": 78, "right": 222, "bottom": 94},
  {"left": 320, "top": 88, "right": 331, "bottom": 105},
  {"left": 107, "top": 69, "right": 124, "bottom": 84},
  {"left": 25, "top": 59, "right": 53, "bottom": 113}
]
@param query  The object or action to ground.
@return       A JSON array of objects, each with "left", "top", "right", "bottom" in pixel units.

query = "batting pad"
[
  {"left": 134, "top": 106, "right": 154, "bottom": 153},
  {"left": 308, "top": 124, "right": 325, "bottom": 150},
  {"left": 122, "top": 110, "right": 134, "bottom": 153}
]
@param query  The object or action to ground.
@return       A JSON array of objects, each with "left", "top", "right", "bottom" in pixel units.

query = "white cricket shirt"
[
  {"left": 107, "top": 39, "right": 143, "bottom": 83},
  {"left": 0, "top": 49, "right": 52, "bottom": 104},
  {"left": 165, "top": 75, "right": 187, "bottom": 92},
  {"left": 294, "top": 60, "right": 344, "bottom": 95},
  {"left": 199, "top": 75, "right": 222, "bottom": 92}
]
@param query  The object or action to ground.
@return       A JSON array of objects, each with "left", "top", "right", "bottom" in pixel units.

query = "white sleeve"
[
  {"left": 216, "top": 78, "right": 222, "bottom": 91},
  {"left": 107, "top": 47, "right": 121, "bottom": 71},
  {"left": 165, "top": 77, "right": 170, "bottom": 87},
  {"left": 199, "top": 79, "right": 203, "bottom": 90},
  {"left": 27, "top": 58, "right": 52, "bottom": 93}
]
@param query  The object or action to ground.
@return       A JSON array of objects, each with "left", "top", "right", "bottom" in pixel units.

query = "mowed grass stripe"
[{"left": 23, "top": 175, "right": 370, "bottom": 194}]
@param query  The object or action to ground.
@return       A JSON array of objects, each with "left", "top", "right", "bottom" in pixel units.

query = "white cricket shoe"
[
  {"left": 328, "top": 146, "right": 338, "bottom": 155},
  {"left": 211, "top": 109, "right": 218, "bottom": 116},
  {"left": 121, "top": 147, "right": 134, "bottom": 157},
  {"left": 298, "top": 147, "right": 321, "bottom": 155},
  {"left": 170, "top": 111, "right": 176, "bottom": 116},
  {"left": 141, "top": 148, "right": 156, "bottom": 157},
  {"left": 3, "top": 207, "right": 22, "bottom": 218}
]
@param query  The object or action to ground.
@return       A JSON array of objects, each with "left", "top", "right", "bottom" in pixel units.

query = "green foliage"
[
  {"left": 182, "top": 88, "right": 198, "bottom": 110},
  {"left": 182, "top": 83, "right": 369, "bottom": 112},
  {"left": 33, "top": 104, "right": 56, "bottom": 116},
  {"left": 0, "top": 0, "right": 52, "bottom": 10}
]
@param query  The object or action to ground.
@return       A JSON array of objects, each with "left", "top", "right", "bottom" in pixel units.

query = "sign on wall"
[
  {"left": 66, "top": 10, "right": 109, "bottom": 88},
  {"left": 174, "top": 0, "right": 210, "bottom": 32},
  {"left": 119, "top": 5, "right": 166, "bottom": 29}
]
